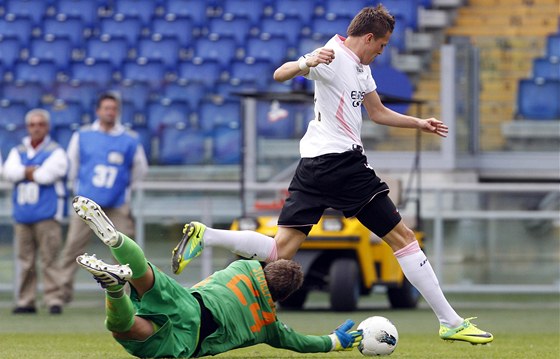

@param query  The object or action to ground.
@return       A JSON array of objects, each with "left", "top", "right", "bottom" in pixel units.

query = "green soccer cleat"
[
  {"left": 171, "top": 221, "right": 206, "bottom": 275},
  {"left": 77, "top": 253, "right": 132, "bottom": 289},
  {"left": 439, "top": 317, "right": 493, "bottom": 345},
  {"left": 73, "top": 196, "right": 119, "bottom": 246}
]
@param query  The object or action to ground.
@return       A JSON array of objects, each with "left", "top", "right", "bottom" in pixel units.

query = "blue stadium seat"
[
  {"left": 0, "top": 126, "right": 27, "bottom": 156},
  {"left": 164, "top": 0, "right": 209, "bottom": 27},
  {"left": 311, "top": 16, "right": 351, "bottom": 38},
  {"left": 112, "top": 80, "right": 153, "bottom": 111},
  {"left": 42, "top": 15, "right": 86, "bottom": 47},
  {"left": 260, "top": 16, "right": 303, "bottom": 47},
  {"left": 0, "top": 36, "right": 22, "bottom": 69},
  {"left": 99, "top": 15, "right": 143, "bottom": 46},
  {"left": 121, "top": 59, "right": 166, "bottom": 89},
  {"left": 151, "top": 14, "right": 193, "bottom": 47},
  {"left": 0, "top": 99, "right": 28, "bottom": 129},
  {"left": 158, "top": 127, "right": 206, "bottom": 165},
  {"left": 163, "top": 80, "right": 207, "bottom": 110},
  {"left": 208, "top": 16, "right": 252, "bottom": 45},
  {"left": 46, "top": 99, "right": 83, "bottom": 129},
  {"left": 0, "top": 16, "right": 33, "bottom": 44},
  {"left": 272, "top": 0, "right": 317, "bottom": 24},
  {"left": 55, "top": 80, "right": 100, "bottom": 111},
  {"left": 118, "top": 100, "right": 139, "bottom": 127},
  {"left": 370, "top": 64, "right": 413, "bottom": 114},
  {"left": 198, "top": 99, "right": 241, "bottom": 132},
  {"left": 194, "top": 35, "right": 238, "bottom": 67},
  {"left": 297, "top": 34, "right": 331, "bottom": 55},
  {"left": 229, "top": 59, "right": 274, "bottom": 88},
  {"left": 533, "top": 57, "right": 560, "bottom": 80},
  {"left": 85, "top": 35, "right": 130, "bottom": 68},
  {"left": 212, "top": 126, "right": 241, "bottom": 164},
  {"left": 214, "top": 80, "right": 259, "bottom": 99},
  {"left": 256, "top": 100, "right": 297, "bottom": 138},
  {"left": 114, "top": 0, "right": 158, "bottom": 26},
  {"left": 547, "top": 34, "right": 560, "bottom": 58},
  {"left": 14, "top": 59, "right": 58, "bottom": 88},
  {"left": 5, "top": 0, "right": 48, "bottom": 25},
  {"left": 70, "top": 59, "right": 114, "bottom": 87},
  {"left": 138, "top": 35, "right": 181, "bottom": 68},
  {"left": 3, "top": 81, "right": 44, "bottom": 108},
  {"left": 56, "top": 0, "right": 100, "bottom": 26},
  {"left": 246, "top": 35, "right": 289, "bottom": 65},
  {"left": 222, "top": 0, "right": 265, "bottom": 24},
  {"left": 146, "top": 98, "right": 190, "bottom": 133},
  {"left": 389, "top": 15, "right": 407, "bottom": 51},
  {"left": 178, "top": 59, "right": 223, "bottom": 87},
  {"left": 517, "top": 79, "right": 560, "bottom": 120},
  {"left": 324, "top": 0, "right": 367, "bottom": 19},
  {"left": 29, "top": 36, "right": 74, "bottom": 70},
  {"left": 382, "top": 0, "right": 418, "bottom": 30}
]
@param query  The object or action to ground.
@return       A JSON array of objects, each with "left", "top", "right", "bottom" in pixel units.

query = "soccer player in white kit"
[{"left": 173, "top": 5, "right": 493, "bottom": 345}]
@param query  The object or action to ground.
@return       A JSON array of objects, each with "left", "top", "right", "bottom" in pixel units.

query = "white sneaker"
[
  {"left": 73, "top": 196, "right": 119, "bottom": 246},
  {"left": 76, "top": 254, "right": 132, "bottom": 289}
]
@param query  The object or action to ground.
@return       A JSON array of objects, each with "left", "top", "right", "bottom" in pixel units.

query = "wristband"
[{"left": 298, "top": 56, "right": 309, "bottom": 71}]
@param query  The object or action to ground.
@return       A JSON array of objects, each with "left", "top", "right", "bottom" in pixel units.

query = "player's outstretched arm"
[
  {"left": 363, "top": 91, "right": 448, "bottom": 138},
  {"left": 273, "top": 47, "right": 335, "bottom": 82}
]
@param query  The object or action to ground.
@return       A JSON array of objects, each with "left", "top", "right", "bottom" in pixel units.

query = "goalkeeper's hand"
[{"left": 328, "top": 319, "right": 363, "bottom": 351}]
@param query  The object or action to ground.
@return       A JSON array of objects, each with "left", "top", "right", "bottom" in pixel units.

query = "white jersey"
[{"left": 300, "top": 34, "right": 377, "bottom": 158}]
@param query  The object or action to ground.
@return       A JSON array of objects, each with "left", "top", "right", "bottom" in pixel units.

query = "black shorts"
[{"left": 278, "top": 150, "right": 402, "bottom": 237}]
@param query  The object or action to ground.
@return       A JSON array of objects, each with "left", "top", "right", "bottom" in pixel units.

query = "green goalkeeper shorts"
[{"left": 115, "top": 263, "right": 201, "bottom": 358}]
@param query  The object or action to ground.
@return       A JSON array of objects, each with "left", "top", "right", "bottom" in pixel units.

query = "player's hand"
[
  {"left": 419, "top": 118, "right": 448, "bottom": 137},
  {"left": 328, "top": 319, "right": 363, "bottom": 351},
  {"left": 308, "top": 47, "right": 335, "bottom": 67}
]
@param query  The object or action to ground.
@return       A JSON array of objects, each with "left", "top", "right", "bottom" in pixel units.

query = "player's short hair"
[
  {"left": 347, "top": 4, "right": 395, "bottom": 39},
  {"left": 264, "top": 259, "right": 304, "bottom": 302},
  {"left": 96, "top": 92, "right": 121, "bottom": 109}
]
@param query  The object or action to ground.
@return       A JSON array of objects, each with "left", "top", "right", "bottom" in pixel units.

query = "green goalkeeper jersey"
[{"left": 192, "top": 260, "right": 332, "bottom": 356}]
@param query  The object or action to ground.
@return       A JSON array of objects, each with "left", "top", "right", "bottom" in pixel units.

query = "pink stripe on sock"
[
  {"left": 266, "top": 242, "right": 278, "bottom": 262},
  {"left": 394, "top": 240, "right": 421, "bottom": 258}
]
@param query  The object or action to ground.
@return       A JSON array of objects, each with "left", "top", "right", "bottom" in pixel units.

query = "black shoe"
[
  {"left": 49, "top": 305, "right": 63, "bottom": 315},
  {"left": 12, "top": 306, "right": 37, "bottom": 314}
]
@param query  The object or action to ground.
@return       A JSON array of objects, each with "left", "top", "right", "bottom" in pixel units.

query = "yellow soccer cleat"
[
  {"left": 171, "top": 221, "right": 206, "bottom": 274},
  {"left": 439, "top": 317, "right": 493, "bottom": 345}
]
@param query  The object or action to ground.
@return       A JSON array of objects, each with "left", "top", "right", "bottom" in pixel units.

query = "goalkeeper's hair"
[
  {"left": 264, "top": 259, "right": 304, "bottom": 302},
  {"left": 347, "top": 4, "right": 395, "bottom": 39}
]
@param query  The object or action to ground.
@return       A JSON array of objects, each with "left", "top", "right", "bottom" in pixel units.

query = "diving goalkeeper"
[{"left": 72, "top": 195, "right": 362, "bottom": 358}]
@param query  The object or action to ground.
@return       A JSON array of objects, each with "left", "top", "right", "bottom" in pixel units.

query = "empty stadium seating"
[{"left": 3, "top": 0, "right": 546, "bottom": 164}]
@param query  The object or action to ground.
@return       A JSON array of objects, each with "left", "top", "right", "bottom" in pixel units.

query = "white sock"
[
  {"left": 204, "top": 228, "right": 278, "bottom": 262},
  {"left": 395, "top": 241, "right": 463, "bottom": 328}
]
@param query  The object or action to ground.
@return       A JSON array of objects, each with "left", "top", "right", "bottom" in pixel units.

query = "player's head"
[
  {"left": 347, "top": 5, "right": 395, "bottom": 39},
  {"left": 25, "top": 108, "right": 51, "bottom": 142},
  {"left": 263, "top": 259, "right": 304, "bottom": 302},
  {"left": 96, "top": 92, "right": 121, "bottom": 127}
]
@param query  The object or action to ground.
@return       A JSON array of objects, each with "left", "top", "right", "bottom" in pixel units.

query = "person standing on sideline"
[
  {"left": 72, "top": 195, "right": 362, "bottom": 358},
  {"left": 172, "top": 5, "right": 493, "bottom": 345},
  {"left": 3, "top": 109, "right": 68, "bottom": 314},
  {"left": 58, "top": 92, "right": 148, "bottom": 304}
]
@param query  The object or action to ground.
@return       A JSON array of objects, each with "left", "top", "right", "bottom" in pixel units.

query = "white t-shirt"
[{"left": 300, "top": 34, "right": 377, "bottom": 158}]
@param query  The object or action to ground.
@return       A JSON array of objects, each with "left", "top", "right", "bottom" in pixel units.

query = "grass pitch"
[{"left": 0, "top": 292, "right": 558, "bottom": 359}]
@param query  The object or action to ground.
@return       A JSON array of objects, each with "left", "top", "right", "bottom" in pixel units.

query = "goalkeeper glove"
[{"left": 328, "top": 319, "right": 363, "bottom": 351}]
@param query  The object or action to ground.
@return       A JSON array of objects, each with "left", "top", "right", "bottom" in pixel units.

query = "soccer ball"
[{"left": 357, "top": 316, "right": 398, "bottom": 356}]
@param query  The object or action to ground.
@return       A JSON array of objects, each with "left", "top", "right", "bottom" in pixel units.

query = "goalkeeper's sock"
[
  {"left": 110, "top": 233, "right": 148, "bottom": 279},
  {"left": 203, "top": 227, "right": 278, "bottom": 262},
  {"left": 104, "top": 288, "right": 135, "bottom": 333},
  {"left": 395, "top": 241, "right": 463, "bottom": 328}
]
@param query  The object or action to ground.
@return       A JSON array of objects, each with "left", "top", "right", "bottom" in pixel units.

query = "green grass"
[{"left": 0, "top": 293, "right": 558, "bottom": 358}]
